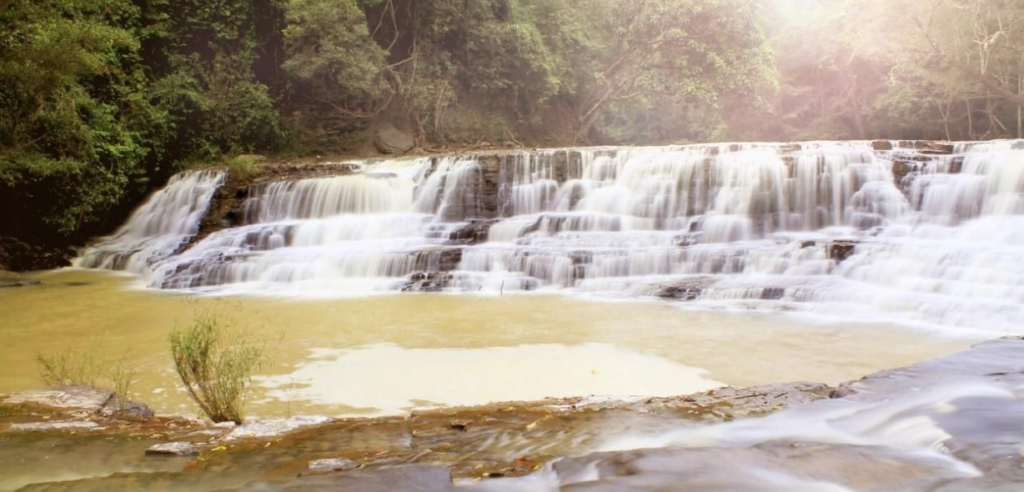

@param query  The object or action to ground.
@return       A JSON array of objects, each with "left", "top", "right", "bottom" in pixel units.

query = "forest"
[{"left": 1, "top": 0, "right": 1023, "bottom": 250}]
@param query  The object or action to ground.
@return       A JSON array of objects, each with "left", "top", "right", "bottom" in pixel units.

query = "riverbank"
[{"left": 3, "top": 337, "right": 1022, "bottom": 491}]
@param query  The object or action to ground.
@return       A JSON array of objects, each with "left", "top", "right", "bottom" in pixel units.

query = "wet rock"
[
  {"left": 302, "top": 457, "right": 360, "bottom": 476},
  {"left": 402, "top": 272, "right": 455, "bottom": 293},
  {"left": 654, "top": 277, "right": 717, "bottom": 302},
  {"left": 892, "top": 160, "right": 915, "bottom": 187},
  {"left": 100, "top": 395, "right": 155, "bottom": 419},
  {"left": 2, "top": 386, "right": 113, "bottom": 413},
  {"left": 0, "top": 271, "right": 40, "bottom": 288},
  {"left": 760, "top": 287, "right": 786, "bottom": 300},
  {"left": 145, "top": 442, "right": 200, "bottom": 457},
  {"left": 872, "top": 140, "right": 894, "bottom": 151},
  {"left": 827, "top": 241, "right": 857, "bottom": 262},
  {"left": 225, "top": 416, "right": 332, "bottom": 441},
  {"left": 553, "top": 442, "right": 951, "bottom": 491},
  {"left": 241, "top": 465, "right": 456, "bottom": 492},
  {"left": 656, "top": 382, "right": 833, "bottom": 420},
  {"left": 412, "top": 248, "right": 463, "bottom": 272},
  {"left": 374, "top": 126, "right": 415, "bottom": 155},
  {"left": 447, "top": 220, "right": 497, "bottom": 245},
  {"left": 915, "top": 141, "right": 955, "bottom": 154},
  {"left": 9, "top": 420, "right": 101, "bottom": 432}
]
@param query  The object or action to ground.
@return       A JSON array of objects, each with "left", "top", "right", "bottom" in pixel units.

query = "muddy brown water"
[{"left": 0, "top": 269, "right": 972, "bottom": 420}]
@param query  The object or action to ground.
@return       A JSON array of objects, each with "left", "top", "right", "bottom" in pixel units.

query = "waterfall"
[
  {"left": 77, "top": 141, "right": 1024, "bottom": 333},
  {"left": 76, "top": 170, "right": 225, "bottom": 277}
]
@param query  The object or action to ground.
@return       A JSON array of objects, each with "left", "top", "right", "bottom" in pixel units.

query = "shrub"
[
  {"left": 36, "top": 348, "right": 101, "bottom": 387},
  {"left": 223, "top": 155, "right": 261, "bottom": 179},
  {"left": 108, "top": 358, "right": 138, "bottom": 404},
  {"left": 168, "top": 310, "right": 266, "bottom": 424}
]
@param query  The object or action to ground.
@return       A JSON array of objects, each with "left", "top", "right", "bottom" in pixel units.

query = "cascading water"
[
  {"left": 77, "top": 141, "right": 1024, "bottom": 333},
  {"left": 75, "top": 170, "right": 225, "bottom": 277}
]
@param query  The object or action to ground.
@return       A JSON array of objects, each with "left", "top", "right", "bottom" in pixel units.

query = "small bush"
[
  {"left": 223, "top": 155, "right": 262, "bottom": 179},
  {"left": 169, "top": 310, "right": 266, "bottom": 424},
  {"left": 37, "top": 348, "right": 101, "bottom": 387},
  {"left": 108, "top": 358, "right": 138, "bottom": 404}
]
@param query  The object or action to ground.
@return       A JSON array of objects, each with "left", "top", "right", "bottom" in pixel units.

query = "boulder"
[
  {"left": 100, "top": 395, "right": 155, "bottom": 419},
  {"left": 374, "top": 126, "right": 415, "bottom": 155}
]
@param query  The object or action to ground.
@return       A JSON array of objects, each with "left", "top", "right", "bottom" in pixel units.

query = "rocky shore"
[{"left": 3, "top": 337, "right": 1022, "bottom": 491}]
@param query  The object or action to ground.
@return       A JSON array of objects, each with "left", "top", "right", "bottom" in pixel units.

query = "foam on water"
[{"left": 76, "top": 140, "right": 1024, "bottom": 335}]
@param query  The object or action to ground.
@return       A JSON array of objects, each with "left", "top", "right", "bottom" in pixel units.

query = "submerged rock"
[
  {"left": 242, "top": 465, "right": 456, "bottom": 492},
  {"left": 225, "top": 416, "right": 333, "bottom": 441},
  {"left": 145, "top": 442, "right": 200, "bottom": 456},
  {"left": 0, "top": 271, "right": 40, "bottom": 288},
  {"left": 302, "top": 457, "right": 360, "bottom": 476},
  {"left": 8, "top": 420, "right": 101, "bottom": 432}
]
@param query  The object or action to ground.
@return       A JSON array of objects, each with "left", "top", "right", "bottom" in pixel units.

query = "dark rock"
[
  {"left": 447, "top": 220, "right": 497, "bottom": 245},
  {"left": 872, "top": 140, "right": 894, "bottom": 151},
  {"left": 892, "top": 160, "right": 915, "bottom": 188},
  {"left": 374, "top": 126, "right": 415, "bottom": 155},
  {"left": 655, "top": 277, "right": 717, "bottom": 302},
  {"left": 100, "top": 395, "right": 155, "bottom": 419},
  {"left": 145, "top": 442, "right": 200, "bottom": 457},
  {"left": 0, "top": 237, "right": 75, "bottom": 272},
  {"left": 915, "top": 141, "right": 955, "bottom": 154},
  {"left": 412, "top": 248, "right": 463, "bottom": 272},
  {"left": 402, "top": 272, "right": 455, "bottom": 293},
  {"left": 761, "top": 287, "right": 786, "bottom": 300},
  {"left": 827, "top": 241, "right": 857, "bottom": 262}
]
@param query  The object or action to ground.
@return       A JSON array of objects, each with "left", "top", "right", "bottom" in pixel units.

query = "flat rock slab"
[
  {"left": 2, "top": 386, "right": 113, "bottom": 412},
  {"left": 240, "top": 465, "right": 457, "bottom": 492},
  {"left": 226, "top": 416, "right": 333, "bottom": 441},
  {"left": 9, "top": 420, "right": 101, "bottom": 432},
  {"left": 146, "top": 442, "right": 200, "bottom": 456},
  {"left": 552, "top": 443, "right": 957, "bottom": 491},
  {"left": 302, "top": 457, "right": 360, "bottom": 476}
]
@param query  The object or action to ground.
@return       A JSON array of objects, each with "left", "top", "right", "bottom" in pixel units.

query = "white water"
[
  {"left": 77, "top": 140, "right": 1024, "bottom": 334},
  {"left": 75, "top": 170, "right": 225, "bottom": 276}
]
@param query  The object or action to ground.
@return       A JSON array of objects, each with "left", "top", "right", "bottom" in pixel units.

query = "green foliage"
[
  {"left": 169, "top": 310, "right": 267, "bottom": 424},
  {"left": 9, "top": 0, "right": 1021, "bottom": 246},
  {"left": 36, "top": 347, "right": 138, "bottom": 407},
  {"left": 36, "top": 347, "right": 102, "bottom": 387},
  {"left": 109, "top": 356, "right": 139, "bottom": 403}
]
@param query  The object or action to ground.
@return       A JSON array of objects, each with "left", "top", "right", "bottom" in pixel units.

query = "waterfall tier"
[{"left": 78, "top": 140, "right": 1024, "bottom": 333}]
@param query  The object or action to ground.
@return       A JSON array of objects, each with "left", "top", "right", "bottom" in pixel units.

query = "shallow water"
[{"left": 0, "top": 269, "right": 972, "bottom": 418}]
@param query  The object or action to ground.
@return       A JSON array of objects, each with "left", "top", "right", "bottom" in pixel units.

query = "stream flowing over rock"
[{"left": 76, "top": 140, "right": 1024, "bottom": 334}]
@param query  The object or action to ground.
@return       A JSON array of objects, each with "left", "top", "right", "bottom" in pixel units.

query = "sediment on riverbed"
[{"left": 3, "top": 337, "right": 1023, "bottom": 491}]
